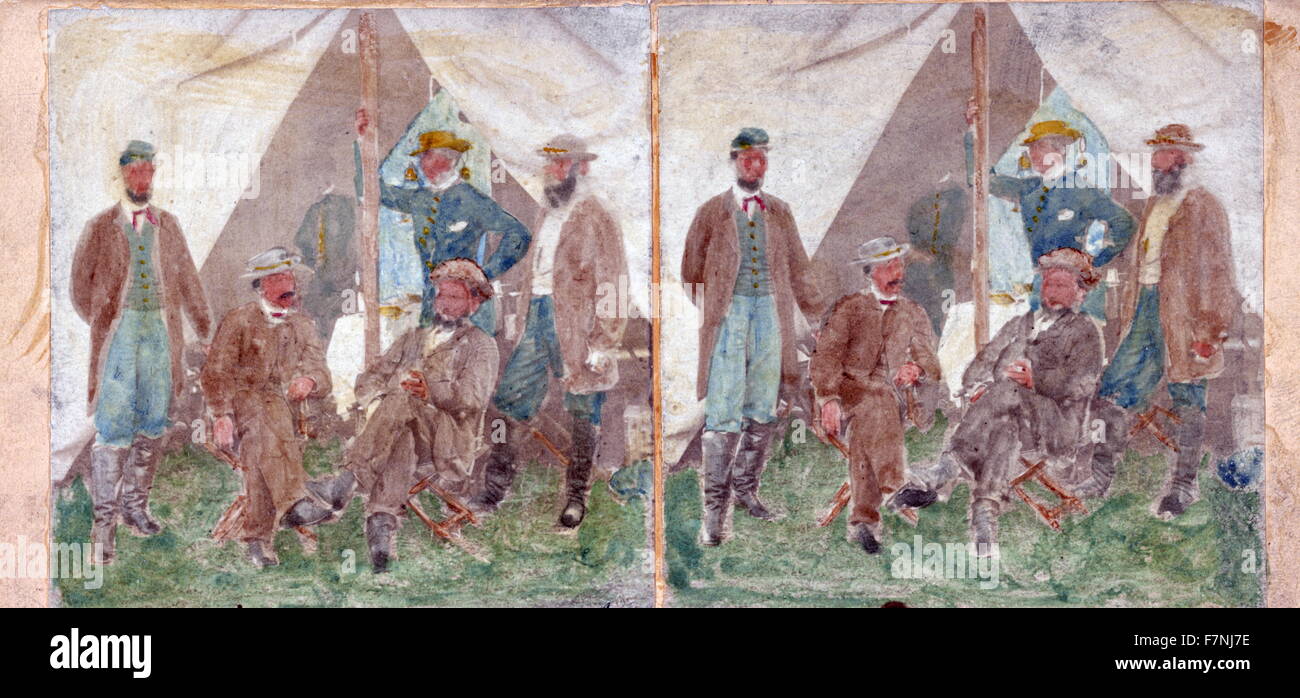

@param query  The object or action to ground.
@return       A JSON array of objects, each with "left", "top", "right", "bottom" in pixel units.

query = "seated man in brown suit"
[
  {"left": 203, "top": 247, "right": 336, "bottom": 568},
  {"left": 894, "top": 248, "right": 1105, "bottom": 554},
  {"left": 310, "top": 258, "right": 499, "bottom": 573},
  {"left": 810, "top": 236, "right": 941, "bottom": 555}
]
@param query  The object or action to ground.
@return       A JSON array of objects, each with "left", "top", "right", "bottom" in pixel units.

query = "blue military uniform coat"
[
  {"left": 380, "top": 177, "right": 531, "bottom": 328},
  {"left": 990, "top": 173, "right": 1135, "bottom": 269}
]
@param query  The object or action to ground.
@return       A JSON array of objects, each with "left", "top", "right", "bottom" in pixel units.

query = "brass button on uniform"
[
  {"left": 752, "top": 257, "right": 758, "bottom": 263},
  {"left": 753, "top": 283, "right": 759, "bottom": 289},
  {"left": 748, "top": 221, "right": 755, "bottom": 227},
  {"left": 423, "top": 227, "right": 430, "bottom": 234}
]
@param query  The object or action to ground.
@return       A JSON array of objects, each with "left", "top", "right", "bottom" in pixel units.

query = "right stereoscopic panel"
[{"left": 658, "top": 1, "right": 1264, "bottom": 607}]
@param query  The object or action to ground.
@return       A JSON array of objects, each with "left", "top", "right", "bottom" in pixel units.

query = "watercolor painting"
[
  {"left": 659, "top": 0, "right": 1264, "bottom": 607},
  {"left": 24, "top": 0, "right": 1273, "bottom": 608},
  {"left": 46, "top": 6, "right": 653, "bottom": 607}
]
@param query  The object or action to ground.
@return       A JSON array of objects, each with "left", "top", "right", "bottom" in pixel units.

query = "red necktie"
[
  {"left": 742, "top": 195, "right": 766, "bottom": 214},
  {"left": 131, "top": 208, "right": 158, "bottom": 228},
  {"left": 879, "top": 299, "right": 896, "bottom": 306}
]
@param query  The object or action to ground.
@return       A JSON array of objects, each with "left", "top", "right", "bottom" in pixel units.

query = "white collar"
[
  {"left": 869, "top": 280, "right": 898, "bottom": 303},
  {"left": 731, "top": 182, "right": 764, "bottom": 209},
  {"left": 258, "top": 297, "right": 295, "bottom": 325}
]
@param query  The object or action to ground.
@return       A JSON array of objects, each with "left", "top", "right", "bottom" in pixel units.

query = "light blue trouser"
[
  {"left": 1098, "top": 285, "right": 1207, "bottom": 411},
  {"left": 704, "top": 293, "right": 780, "bottom": 433},
  {"left": 493, "top": 295, "right": 605, "bottom": 425},
  {"left": 94, "top": 309, "right": 173, "bottom": 447}
]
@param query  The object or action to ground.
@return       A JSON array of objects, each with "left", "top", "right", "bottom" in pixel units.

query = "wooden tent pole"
[
  {"left": 358, "top": 12, "right": 381, "bottom": 365},
  {"left": 971, "top": 5, "right": 991, "bottom": 349}
]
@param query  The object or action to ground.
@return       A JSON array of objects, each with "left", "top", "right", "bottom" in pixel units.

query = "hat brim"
[
  {"left": 851, "top": 243, "right": 912, "bottom": 266},
  {"left": 242, "top": 261, "right": 314, "bottom": 280},
  {"left": 410, "top": 142, "right": 472, "bottom": 157},
  {"left": 1146, "top": 139, "right": 1204, "bottom": 152},
  {"left": 539, "top": 149, "right": 597, "bottom": 161},
  {"left": 1022, "top": 131, "right": 1081, "bottom": 146}
]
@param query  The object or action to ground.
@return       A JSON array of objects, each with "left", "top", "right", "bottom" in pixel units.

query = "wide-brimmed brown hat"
[
  {"left": 428, "top": 257, "right": 493, "bottom": 299},
  {"left": 1038, "top": 247, "right": 1100, "bottom": 289},
  {"left": 1022, "top": 120, "right": 1082, "bottom": 146},
  {"left": 410, "top": 131, "right": 473, "bottom": 156},
  {"left": 1146, "top": 124, "right": 1204, "bottom": 152}
]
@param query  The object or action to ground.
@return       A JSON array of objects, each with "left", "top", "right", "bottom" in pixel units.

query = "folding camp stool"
[
  {"left": 1129, "top": 404, "right": 1182, "bottom": 453},
  {"left": 1010, "top": 457, "right": 1088, "bottom": 531}
]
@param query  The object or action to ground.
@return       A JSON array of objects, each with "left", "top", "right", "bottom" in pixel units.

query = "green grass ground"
[
  {"left": 54, "top": 442, "right": 653, "bottom": 607},
  {"left": 665, "top": 414, "right": 1264, "bottom": 607}
]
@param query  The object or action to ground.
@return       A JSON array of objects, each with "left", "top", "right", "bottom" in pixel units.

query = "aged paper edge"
[{"left": 0, "top": 0, "right": 1291, "bottom": 608}]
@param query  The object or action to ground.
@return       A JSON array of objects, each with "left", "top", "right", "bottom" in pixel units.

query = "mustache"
[{"left": 544, "top": 167, "right": 581, "bottom": 207}]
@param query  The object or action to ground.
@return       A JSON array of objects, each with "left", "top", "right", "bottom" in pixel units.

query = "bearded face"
[
  {"left": 122, "top": 160, "right": 155, "bottom": 204},
  {"left": 543, "top": 161, "right": 582, "bottom": 208}
]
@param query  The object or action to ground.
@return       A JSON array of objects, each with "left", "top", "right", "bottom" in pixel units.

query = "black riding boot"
[
  {"left": 1074, "top": 399, "right": 1130, "bottom": 498},
  {"left": 120, "top": 436, "right": 163, "bottom": 535},
  {"left": 307, "top": 470, "right": 357, "bottom": 512},
  {"left": 732, "top": 419, "right": 780, "bottom": 521},
  {"left": 559, "top": 417, "right": 599, "bottom": 529},
  {"left": 701, "top": 430, "right": 740, "bottom": 546},
  {"left": 281, "top": 497, "right": 335, "bottom": 528},
  {"left": 469, "top": 437, "right": 518, "bottom": 515},
  {"left": 89, "top": 444, "right": 126, "bottom": 565},
  {"left": 1157, "top": 405, "right": 1206, "bottom": 518}
]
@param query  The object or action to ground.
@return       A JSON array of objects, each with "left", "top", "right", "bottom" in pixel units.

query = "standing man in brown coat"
[
  {"left": 471, "top": 135, "right": 628, "bottom": 530},
  {"left": 681, "top": 127, "right": 827, "bottom": 545},
  {"left": 1078, "top": 125, "right": 1241, "bottom": 519},
  {"left": 202, "top": 248, "right": 335, "bottom": 567},
  {"left": 810, "top": 237, "right": 940, "bottom": 554},
  {"left": 311, "top": 258, "right": 499, "bottom": 572},
  {"left": 71, "top": 140, "right": 212, "bottom": 564}
]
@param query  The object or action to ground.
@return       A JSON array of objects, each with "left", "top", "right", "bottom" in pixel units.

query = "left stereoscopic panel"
[{"left": 46, "top": 7, "right": 653, "bottom": 606}]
